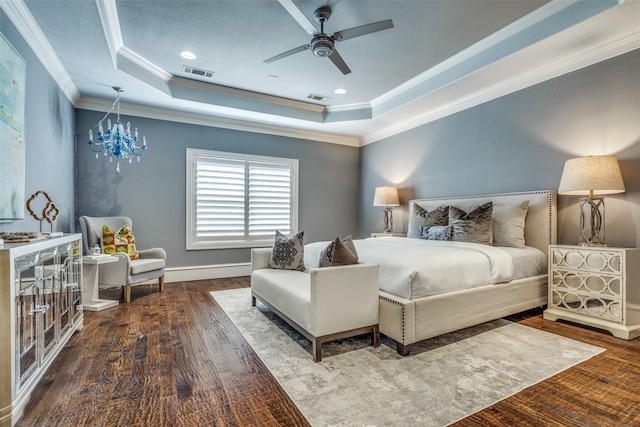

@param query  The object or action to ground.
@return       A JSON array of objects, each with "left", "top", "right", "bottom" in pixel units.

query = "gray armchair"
[{"left": 79, "top": 216, "right": 166, "bottom": 303}]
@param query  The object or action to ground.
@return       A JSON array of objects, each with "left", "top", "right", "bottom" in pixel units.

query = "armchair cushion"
[{"left": 130, "top": 258, "right": 166, "bottom": 275}]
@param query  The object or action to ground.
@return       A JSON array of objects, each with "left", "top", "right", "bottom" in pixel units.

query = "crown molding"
[
  {"left": 169, "top": 76, "right": 325, "bottom": 112},
  {"left": 361, "top": 19, "right": 640, "bottom": 146},
  {"left": 325, "top": 102, "right": 372, "bottom": 113},
  {"left": 118, "top": 46, "right": 173, "bottom": 82},
  {"left": 77, "top": 96, "right": 360, "bottom": 147},
  {"left": 1, "top": 0, "right": 80, "bottom": 104},
  {"left": 371, "top": 0, "right": 580, "bottom": 108}
]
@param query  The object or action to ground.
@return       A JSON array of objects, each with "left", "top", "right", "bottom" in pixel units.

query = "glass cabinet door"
[
  {"left": 38, "top": 246, "right": 58, "bottom": 362},
  {"left": 56, "top": 242, "right": 72, "bottom": 338},
  {"left": 56, "top": 241, "right": 82, "bottom": 338},
  {"left": 14, "top": 252, "right": 41, "bottom": 390}
]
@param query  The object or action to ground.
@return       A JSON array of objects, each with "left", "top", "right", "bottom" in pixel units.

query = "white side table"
[{"left": 82, "top": 255, "right": 120, "bottom": 311}]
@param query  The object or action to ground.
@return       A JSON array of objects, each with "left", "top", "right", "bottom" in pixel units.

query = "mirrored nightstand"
[{"left": 544, "top": 245, "right": 640, "bottom": 340}]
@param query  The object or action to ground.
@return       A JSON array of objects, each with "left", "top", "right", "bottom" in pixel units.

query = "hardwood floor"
[
  {"left": 16, "top": 278, "right": 640, "bottom": 426},
  {"left": 17, "top": 278, "right": 309, "bottom": 427}
]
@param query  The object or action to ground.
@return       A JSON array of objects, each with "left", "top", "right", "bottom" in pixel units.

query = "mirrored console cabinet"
[{"left": 0, "top": 234, "right": 83, "bottom": 427}]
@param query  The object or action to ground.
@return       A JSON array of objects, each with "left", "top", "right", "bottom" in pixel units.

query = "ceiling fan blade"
[
  {"left": 264, "top": 45, "right": 310, "bottom": 63},
  {"left": 332, "top": 19, "right": 394, "bottom": 42},
  {"left": 328, "top": 49, "right": 351, "bottom": 75},
  {"left": 277, "top": 0, "right": 317, "bottom": 35}
]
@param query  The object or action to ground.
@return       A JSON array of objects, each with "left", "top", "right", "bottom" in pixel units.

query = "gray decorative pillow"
[
  {"left": 269, "top": 230, "right": 305, "bottom": 271},
  {"left": 493, "top": 201, "right": 529, "bottom": 248},
  {"left": 449, "top": 202, "right": 493, "bottom": 245},
  {"left": 407, "top": 204, "right": 449, "bottom": 239},
  {"left": 419, "top": 225, "right": 452, "bottom": 241},
  {"left": 319, "top": 235, "right": 359, "bottom": 267}
]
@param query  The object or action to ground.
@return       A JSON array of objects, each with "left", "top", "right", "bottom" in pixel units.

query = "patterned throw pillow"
[
  {"left": 319, "top": 235, "right": 359, "bottom": 267},
  {"left": 419, "top": 225, "right": 452, "bottom": 241},
  {"left": 407, "top": 204, "right": 449, "bottom": 239},
  {"left": 449, "top": 202, "right": 493, "bottom": 245},
  {"left": 102, "top": 224, "right": 139, "bottom": 260},
  {"left": 269, "top": 230, "right": 305, "bottom": 271}
]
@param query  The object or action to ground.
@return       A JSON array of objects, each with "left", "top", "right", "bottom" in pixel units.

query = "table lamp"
[
  {"left": 558, "top": 155, "right": 625, "bottom": 246},
  {"left": 373, "top": 186, "right": 400, "bottom": 233}
]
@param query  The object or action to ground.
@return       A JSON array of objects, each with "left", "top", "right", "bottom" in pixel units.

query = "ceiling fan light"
[{"left": 311, "top": 35, "right": 334, "bottom": 57}]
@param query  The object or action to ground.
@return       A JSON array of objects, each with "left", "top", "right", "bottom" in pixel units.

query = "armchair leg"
[
  {"left": 159, "top": 276, "right": 165, "bottom": 292},
  {"left": 122, "top": 285, "right": 132, "bottom": 303}
]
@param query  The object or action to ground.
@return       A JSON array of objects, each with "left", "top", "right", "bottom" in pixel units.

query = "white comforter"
[{"left": 304, "top": 237, "right": 547, "bottom": 300}]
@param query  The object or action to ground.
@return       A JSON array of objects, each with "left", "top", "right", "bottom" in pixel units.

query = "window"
[{"left": 186, "top": 148, "right": 298, "bottom": 249}]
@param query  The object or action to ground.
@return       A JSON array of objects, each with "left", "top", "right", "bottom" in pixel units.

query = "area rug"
[{"left": 211, "top": 288, "right": 604, "bottom": 426}]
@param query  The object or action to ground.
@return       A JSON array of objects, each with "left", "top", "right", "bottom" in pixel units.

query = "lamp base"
[
  {"left": 382, "top": 207, "right": 394, "bottom": 233},
  {"left": 578, "top": 196, "right": 606, "bottom": 246}
]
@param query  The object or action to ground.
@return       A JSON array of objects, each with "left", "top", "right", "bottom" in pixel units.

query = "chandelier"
[{"left": 88, "top": 86, "right": 147, "bottom": 173}]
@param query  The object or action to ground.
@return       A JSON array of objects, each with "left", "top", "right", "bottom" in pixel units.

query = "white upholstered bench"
[{"left": 251, "top": 247, "right": 380, "bottom": 362}]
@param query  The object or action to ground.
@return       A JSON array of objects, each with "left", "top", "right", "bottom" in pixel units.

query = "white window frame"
[{"left": 186, "top": 148, "right": 299, "bottom": 250}]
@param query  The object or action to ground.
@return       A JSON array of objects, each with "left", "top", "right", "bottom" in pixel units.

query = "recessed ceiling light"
[
  {"left": 180, "top": 50, "right": 197, "bottom": 60},
  {"left": 334, "top": 88, "right": 346, "bottom": 95}
]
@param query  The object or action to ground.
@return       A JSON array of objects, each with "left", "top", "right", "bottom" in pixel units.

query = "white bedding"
[{"left": 304, "top": 236, "right": 547, "bottom": 300}]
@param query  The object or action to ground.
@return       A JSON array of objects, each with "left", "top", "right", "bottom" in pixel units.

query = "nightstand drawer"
[
  {"left": 550, "top": 246, "right": 623, "bottom": 276},
  {"left": 550, "top": 269, "right": 622, "bottom": 322}
]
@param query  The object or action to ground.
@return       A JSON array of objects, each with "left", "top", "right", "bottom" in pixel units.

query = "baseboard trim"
[{"left": 164, "top": 263, "right": 251, "bottom": 283}]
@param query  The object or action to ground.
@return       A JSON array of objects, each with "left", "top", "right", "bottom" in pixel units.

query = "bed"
[{"left": 305, "top": 190, "right": 557, "bottom": 355}]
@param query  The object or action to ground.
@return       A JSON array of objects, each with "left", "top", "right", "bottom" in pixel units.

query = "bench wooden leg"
[
  {"left": 159, "top": 276, "right": 165, "bottom": 292},
  {"left": 313, "top": 338, "right": 322, "bottom": 363},
  {"left": 372, "top": 325, "right": 380, "bottom": 348}
]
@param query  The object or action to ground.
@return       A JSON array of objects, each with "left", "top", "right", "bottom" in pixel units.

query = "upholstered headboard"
[{"left": 408, "top": 190, "right": 557, "bottom": 257}]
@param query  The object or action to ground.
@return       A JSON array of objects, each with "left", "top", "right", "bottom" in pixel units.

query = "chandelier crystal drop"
[{"left": 87, "top": 86, "right": 147, "bottom": 173}]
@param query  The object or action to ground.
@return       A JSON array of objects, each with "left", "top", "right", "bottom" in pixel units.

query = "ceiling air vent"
[
  {"left": 182, "top": 65, "right": 214, "bottom": 78},
  {"left": 307, "top": 93, "right": 328, "bottom": 101}
]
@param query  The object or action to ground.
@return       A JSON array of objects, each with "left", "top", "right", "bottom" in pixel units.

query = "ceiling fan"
[{"left": 264, "top": 5, "right": 394, "bottom": 75}]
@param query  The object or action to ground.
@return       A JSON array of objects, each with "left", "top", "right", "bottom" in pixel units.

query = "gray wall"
[
  {"left": 0, "top": 11, "right": 75, "bottom": 234},
  {"left": 360, "top": 48, "right": 640, "bottom": 248},
  {"left": 75, "top": 111, "right": 360, "bottom": 267}
]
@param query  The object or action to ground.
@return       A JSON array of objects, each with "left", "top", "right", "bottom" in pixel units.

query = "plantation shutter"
[
  {"left": 248, "top": 161, "right": 292, "bottom": 238},
  {"left": 194, "top": 156, "right": 246, "bottom": 241},
  {"left": 190, "top": 150, "right": 296, "bottom": 247}
]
